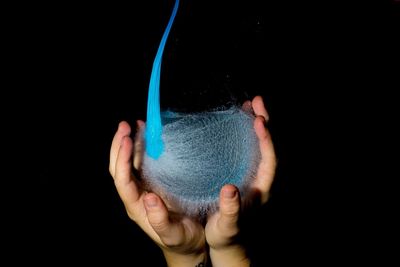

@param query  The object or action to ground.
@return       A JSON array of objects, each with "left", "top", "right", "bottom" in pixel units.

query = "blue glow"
[
  {"left": 142, "top": 107, "right": 261, "bottom": 217},
  {"left": 145, "top": 0, "right": 180, "bottom": 159}
]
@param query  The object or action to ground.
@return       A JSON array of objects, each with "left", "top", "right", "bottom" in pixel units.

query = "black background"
[{"left": 9, "top": 0, "right": 398, "bottom": 265}]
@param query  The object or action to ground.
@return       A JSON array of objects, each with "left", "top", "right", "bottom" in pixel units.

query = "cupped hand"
[
  {"left": 205, "top": 96, "right": 277, "bottom": 267},
  {"left": 109, "top": 121, "right": 206, "bottom": 266}
]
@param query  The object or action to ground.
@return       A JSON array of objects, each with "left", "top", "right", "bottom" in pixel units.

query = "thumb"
[
  {"left": 143, "top": 193, "right": 186, "bottom": 247},
  {"left": 217, "top": 184, "right": 241, "bottom": 238}
]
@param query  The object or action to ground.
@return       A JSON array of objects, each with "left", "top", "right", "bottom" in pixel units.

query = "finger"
[
  {"left": 254, "top": 116, "right": 277, "bottom": 203},
  {"left": 114, "top": 136, "right": 141, "bottom": 205},
  {"left": 143, "top": 193, "right": 186, "bottom": 247},
  {"left": 133, "top": 120, "right": 145, "bottom": 170},
  {"left": 109, "top": 121, "right": 131, "bottom": 177},
  {"left": 217, "top": 184, "right": 240, "bottom": 238},
  {"left": 241, "top": 100, "right": 252, "bottom": 112},
  {"left": 252, "top": 95, "right": 269, "bottom": 122}
]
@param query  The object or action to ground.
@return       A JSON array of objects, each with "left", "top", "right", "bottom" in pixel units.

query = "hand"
[
  {"left": 205, "top": 96, "right": 277, "bottom": 267},
  {"left": 109, "top": 121, "right": 207, "bottom": 267}
]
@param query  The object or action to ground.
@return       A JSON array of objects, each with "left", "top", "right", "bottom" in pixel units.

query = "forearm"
[
  {"left": 210, "top": 245, "right": 250, "bottom": 267},
  {"left": 163, "top": 249, "right": 208, "bottom": 267}
]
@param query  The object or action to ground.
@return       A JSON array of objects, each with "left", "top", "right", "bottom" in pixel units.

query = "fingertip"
[
  {"left": 221, "top": 184, "right": 238, "bottom": 199},
  {"left": 118, "top": 120, "right": 128, "bottom": 128},
  {"left": 144, "top": 193, "right": 159, "bottom": 209},
  {"left": 136, "top": 120, "right": 145, "bottom": 129},
  {"left": 252, "top": 96, "right": 264, "bottom": 110},
  {"left": 242, "top": 100, "right": 252, "bottom": 112},
  {"left": 220, "top": 185, "right": 240, "bottom": 215},
  {"left": 118, "top": 121, "right": 131, "bottom": 135},
  {"left": 253, "top": 95, "right": 263, "bottom": 104}
]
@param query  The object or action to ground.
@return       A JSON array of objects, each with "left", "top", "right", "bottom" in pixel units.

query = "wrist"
[
  {"left": 162, "top": 248, "right": 208, "bottom": 267},
  {"left": 210, "top": 245, "right": 250, "bottom": 267}
]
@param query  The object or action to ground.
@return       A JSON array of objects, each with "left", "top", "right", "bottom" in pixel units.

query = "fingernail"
[
  {"left": 144, "top": 195, "right": 158, "bottom": 207},
  {"left": 223, "top": 189, "right": 237, "bottom": 199}
]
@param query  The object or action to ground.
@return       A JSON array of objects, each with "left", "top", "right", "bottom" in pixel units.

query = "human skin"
[
  {"left": 206, "top": 96, "right": 276, "bottom": 267},
  {"left": 109, "top": 96, "right": 276, "bottom": 267}
]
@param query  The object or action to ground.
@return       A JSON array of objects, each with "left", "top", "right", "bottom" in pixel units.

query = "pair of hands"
[{"left": 109, "top": 96, "right": 276, "bottom": 267}]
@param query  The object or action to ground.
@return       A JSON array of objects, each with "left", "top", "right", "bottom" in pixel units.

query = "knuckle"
[
  {"left": 161, "top": 236, "right": 183, "bottom": 248},
  {"left": 150, "top": 219, "right": 169, "bottom": 233},
  {"left": 223, "top": 204, "right": 240, "bottom": 217}
]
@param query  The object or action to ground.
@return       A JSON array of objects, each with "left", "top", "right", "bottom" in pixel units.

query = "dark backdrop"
[{"left": 19, "top": 0, "right": 398, "bottom": 265}]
